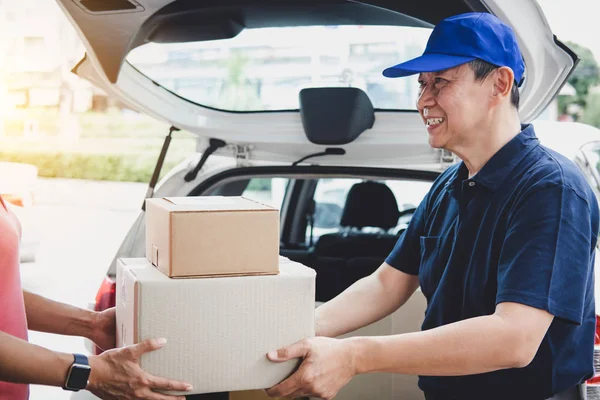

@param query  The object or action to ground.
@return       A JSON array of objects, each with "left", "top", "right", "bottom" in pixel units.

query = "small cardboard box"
[
  {"left": 116, "top": 257, "right": 316, "bottom": 395},
  {"left": 145, "top": 196, "right": 279, "bottom": 278}
]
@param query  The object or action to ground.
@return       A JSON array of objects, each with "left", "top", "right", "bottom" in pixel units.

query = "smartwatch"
[{"left": 63, "top": 353, "right": 91, "bottom": 392}]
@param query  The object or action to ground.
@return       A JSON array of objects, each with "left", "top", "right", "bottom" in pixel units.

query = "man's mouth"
[{"left": 426, "top": 118, "right": 445, "bottom": 126}]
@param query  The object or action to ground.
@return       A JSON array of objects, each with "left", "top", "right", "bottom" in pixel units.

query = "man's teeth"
[{"left": 426, "top": 118, "right": 444, "bottom": 126}]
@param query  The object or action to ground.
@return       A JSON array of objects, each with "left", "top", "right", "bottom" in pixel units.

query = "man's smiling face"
[{"left": 416, "top": 63, "right": 495, "bottom": 150}]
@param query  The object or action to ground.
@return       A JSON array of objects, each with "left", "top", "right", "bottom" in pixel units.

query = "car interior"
[{"left": 198, "top": 171, "right": 435, "bottom": 302}]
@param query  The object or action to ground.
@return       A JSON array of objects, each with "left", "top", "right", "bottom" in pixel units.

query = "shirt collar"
[{"left": 445, "top": 124, "right": 540, "bottom": 192}]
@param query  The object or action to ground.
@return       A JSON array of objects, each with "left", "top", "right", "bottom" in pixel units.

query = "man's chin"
[
  {"left": 428, "top": 133, "right": 451, "bottom": 151},
  {"left": 428, "top": 138, "right": 445, "bottom": 149}
]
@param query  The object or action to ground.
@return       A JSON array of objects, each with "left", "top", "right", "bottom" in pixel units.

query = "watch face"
[{"left": 68, "top": 364, "right": 91, "bottom": 389}]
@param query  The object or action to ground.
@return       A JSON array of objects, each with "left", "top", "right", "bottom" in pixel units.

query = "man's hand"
[
  {"left": 265, "top": 337, "right": 357, "bottom": 400},
  {"left": 88, "top": 338, "right": 193, "bottom": 400},
  {"left": 90, "top": 307, "right": 116, "bottom": 352}
]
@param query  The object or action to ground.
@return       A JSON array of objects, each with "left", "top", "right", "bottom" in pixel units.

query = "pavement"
[{"left": 18, "top": 177, "right": 147, "bottom": 399}]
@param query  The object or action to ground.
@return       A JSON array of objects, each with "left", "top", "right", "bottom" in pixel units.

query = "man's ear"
[{"left": 492, "top": 67, "right": 515, "bottom": 100}]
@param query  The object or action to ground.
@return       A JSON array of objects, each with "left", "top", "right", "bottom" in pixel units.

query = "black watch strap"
[{"left": 73, "top": 353, "right": 88, "bottom": 366}]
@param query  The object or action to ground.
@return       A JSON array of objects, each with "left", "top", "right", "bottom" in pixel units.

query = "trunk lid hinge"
[{"left": 232, "top": 144, "right": 253, "bottom": 167}]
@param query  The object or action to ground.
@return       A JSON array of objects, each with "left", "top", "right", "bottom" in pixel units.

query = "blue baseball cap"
[{"left": 383, "top": 12, "right": 525, "bottom": 86}]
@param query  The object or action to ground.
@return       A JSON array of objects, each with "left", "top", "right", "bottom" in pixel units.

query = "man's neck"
[{"left": 452, "top": 110, "right": 522, "bottom": 178}]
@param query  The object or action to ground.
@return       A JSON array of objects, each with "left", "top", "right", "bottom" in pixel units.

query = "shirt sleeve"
[
  {"left": 496, "top": 183, "right": 595, "bottom": 325},
  {"left": 385, "top": 193, "right": 428, "bottom": 275}
]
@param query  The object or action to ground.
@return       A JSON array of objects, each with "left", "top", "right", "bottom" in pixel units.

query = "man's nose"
[{"left": 417, "top": 85, "right": 436, "bottom": 113}]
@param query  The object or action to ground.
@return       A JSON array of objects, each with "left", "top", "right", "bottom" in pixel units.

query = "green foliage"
[
  {"left": 582, "top": 92, "right": 600, "bottom": 129},
  {"left": 0, "top": 151, "right": 181, "bottom": 182},
  {"left": 566, "top": 42, "right": 600, "bottom": 103},
  {"left": 559, "top": 42, "right": 600, "bottom": 118},
  {"left": 246, "top": 178, "right": 272, "bottom": 191},
  {"left": 0, "top": 109, "right": 196, "bottom": 182}
]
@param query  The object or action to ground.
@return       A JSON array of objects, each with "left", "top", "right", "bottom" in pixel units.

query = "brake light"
[
  {"left": 2, "top": 194, "right": 24, "bottom": 207},
  {"left": 586, "top": 315, "right": 600, "bottom": 388},
  {"left": 94, "top": 276, "right": 116, "bottom": 312},
  {"left": 588, "top": 375, "right": 600, "bottom": 385},
  {"left": 596, "top": 315, "right": 600, "bottom": 345},
  {"left": 93, "top": 276, "right": 116, "bottom": 355}
]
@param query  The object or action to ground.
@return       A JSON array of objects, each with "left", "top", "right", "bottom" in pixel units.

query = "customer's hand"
[
  {"left": 90, "top": 307, "right": 116, "bottom": 351},
  {"left": 87, "top": 338, "right": 193, "bottom": 400}
]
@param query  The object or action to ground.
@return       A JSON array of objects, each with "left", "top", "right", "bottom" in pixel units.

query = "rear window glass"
[{"left": 126, "top": 25, "right": 432, "bottom": 112}]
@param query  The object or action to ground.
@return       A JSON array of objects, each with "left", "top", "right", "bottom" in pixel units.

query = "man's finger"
[
  {"left": 146, "top": 374, "right": 193, "bottom": 392},
  {"left": 129, "top": 338, "right": 168, "bottom": 359},
  {"left": 286, "top": 388, "right": 308, "bottom": 399},
  {"left": 267, "top": 340, "right": 310, "bottom": 362},
  {"left": 265, "top": 374, "right": 301, "bottom": 398}
]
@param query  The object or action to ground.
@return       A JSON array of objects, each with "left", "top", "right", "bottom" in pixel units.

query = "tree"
[
  {"left": 558, "top": 42, "right": 600, "bottom": 120},
  {"left": 217, "top": 53, "right": 262, "bottom": 111},
  {"left": 582, "top": 91, "right": 600, "bottom": 128}
]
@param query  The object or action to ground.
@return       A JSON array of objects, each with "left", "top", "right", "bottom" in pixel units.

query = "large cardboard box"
[
  {"left": 145, "top": 196, "right": 279, "bottom": 278},
  {"left": 116, "top": 257, "right": 316, "bottom": 395}
]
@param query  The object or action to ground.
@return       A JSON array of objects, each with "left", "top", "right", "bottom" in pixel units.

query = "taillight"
[
  {"left": 94, "top": 276, "right": 116, "bottom": 312},
  {"left": 586, "top": 315, "right": 600, "bottom": 397},
  {"left": 93, "top": 276, "right": 116, "bottom": 355},
  {"left": 2, "top": 194, "right": 24, "bottom": 207},
  {"left": 596, "top": 315, "right": 600, "bottom": 346}
]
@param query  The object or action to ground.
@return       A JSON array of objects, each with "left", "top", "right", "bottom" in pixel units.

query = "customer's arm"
[
  {"left": 23, "top": 291, "right": 115, "bottom": 351},
  {"left": 0, "top": 331, "right": 191, "bottom": 399},
  {"left": 24, "top": 291, "right": 95, "bottom": 337},
  {"left": 315, "top": 264, "right": 419, "bottom": 338},
  {"left": 0, "top": 330, "right": 74, "bottom": 387}
]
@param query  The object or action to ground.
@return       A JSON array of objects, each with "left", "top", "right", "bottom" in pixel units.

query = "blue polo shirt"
[{"left": 386, "top": 124, "right": 598, "bottom": 399}]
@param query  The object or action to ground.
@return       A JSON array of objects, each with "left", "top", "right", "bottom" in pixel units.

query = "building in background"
[{"left": 0, "top": 0, "right": 101, "bottom": 113}]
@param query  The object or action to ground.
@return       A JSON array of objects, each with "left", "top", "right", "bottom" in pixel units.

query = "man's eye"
[{"left": 434, "top": 77, "right": 446, "bottom": 85}]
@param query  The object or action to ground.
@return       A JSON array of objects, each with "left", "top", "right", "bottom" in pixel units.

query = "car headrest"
[
  {"left": 340, "top": 181, "right": 400, "bottom": 230},
  {"left": 299, "top": 87, "right": 375, "bottom": 145}
]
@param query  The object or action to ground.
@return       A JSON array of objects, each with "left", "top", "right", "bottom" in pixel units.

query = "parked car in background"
[
  {"left": 54, "top": 0, "right": 600, "bottom": 398},
  {"left": 0, "top": 161, "right": 40, "bottom": 263},
  {"left": 0, "top": 161, "right": 37, "bottom": 208}
]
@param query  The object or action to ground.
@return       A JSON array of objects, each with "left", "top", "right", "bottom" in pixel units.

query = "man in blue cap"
[{"left": 265, "top": 12, "right": 597, "bottom": 400}]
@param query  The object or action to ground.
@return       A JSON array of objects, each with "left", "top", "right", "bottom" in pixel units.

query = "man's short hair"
[{"left": 467, "top": 59, "right": 520, "bottom": 109}]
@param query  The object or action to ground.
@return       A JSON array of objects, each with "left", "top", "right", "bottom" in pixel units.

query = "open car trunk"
[{"left": 57, "top": 0, "right": 577, "bottom": 168}]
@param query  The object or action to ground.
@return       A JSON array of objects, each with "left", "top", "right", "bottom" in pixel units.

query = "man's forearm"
[
  {"left": 0, "top": 331, "right": 73, "bottom": 387},
  {"left": 351, "top": 314, "right": 533, "bottom": 376},
  {"left": 23, "top": 291, "right": 95, "bottom": 338},
  {"left": 316, "top": 265, "right": 419, "bottom": 338}
]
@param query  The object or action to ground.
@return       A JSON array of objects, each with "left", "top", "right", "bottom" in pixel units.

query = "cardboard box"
[
  {"left": 311, "top": 294, "right": 426, "bottom": 400},
  {"left": 116, "top": 257, "right": 316, "bottom": 395},
  {"left": 145, "top": 196, "right": 279, "bottom": 278}
]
